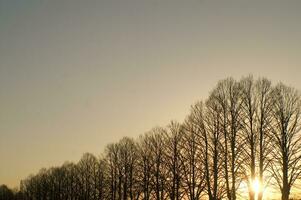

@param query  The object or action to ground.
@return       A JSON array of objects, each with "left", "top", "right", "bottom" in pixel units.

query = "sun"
[{"left": 251, "top": 178, "right": 261, "bottom": 195}]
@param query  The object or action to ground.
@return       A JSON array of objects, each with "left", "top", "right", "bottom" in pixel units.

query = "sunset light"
[
  {"left": 1, "top": 1, "right": 301, "bottom": 200},
  {"left": 252, "top": 178, "right": 261, "bottom": 197}
]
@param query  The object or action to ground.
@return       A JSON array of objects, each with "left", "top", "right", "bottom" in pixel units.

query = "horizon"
[{"left": 1, "top": 2, "right": 301, "bottom": 199}]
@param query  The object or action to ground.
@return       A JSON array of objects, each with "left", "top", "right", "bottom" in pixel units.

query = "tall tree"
[
  {"left": 77, "top": 153, "right": 99, "bottom": 200},
  {"left": 270, "top": 83, "right": 301, "bottom": 200},
  {"left": 164, "top": 121, "right": 184, "bottom": 200},
  {"left": 137, "top": 133, "right": 154, "bottom": 200},
  {"left": 182, "top": 115, "right": 206, "bottom": 200},
  {"left": 212, "top": 78, "right": 244, "bottom": 200},
  {"left": 118, "top": 137, "right": 139, "bottom": 200},
  {"left": 105, "top": 143, "right": 120, "bottom": 200},
  {"left": 255, "top": 78, "right": 273, "bottom": 200},
  {"left": 240, "top": 76, "right": 258, "bottom": 200},
  {"left": 205, "top": 95, "right": 227, "bottom": 200},
  {"left": 148, "top": 127, "right": 168, "bottom": 200}
]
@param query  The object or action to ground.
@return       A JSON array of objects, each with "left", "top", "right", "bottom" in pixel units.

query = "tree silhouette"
[
  {"left": 269, "top": 83, "right": 301, "bottom": 200},
  {"left": 3, "top": 76, "right": 301, "bottom": 200}
]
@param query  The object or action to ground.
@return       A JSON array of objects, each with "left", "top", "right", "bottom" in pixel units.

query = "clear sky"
[{"left": 1, "top": 0, "right": 301, "bottom": 188}]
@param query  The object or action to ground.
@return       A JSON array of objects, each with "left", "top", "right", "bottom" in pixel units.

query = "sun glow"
[{"left": 251, "top": 178, "right": 261, "bottom": 198}]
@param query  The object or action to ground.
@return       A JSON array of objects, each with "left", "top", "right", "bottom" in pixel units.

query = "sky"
[{"left": 1, "top": 0, "right": 301, "bottom": 188}]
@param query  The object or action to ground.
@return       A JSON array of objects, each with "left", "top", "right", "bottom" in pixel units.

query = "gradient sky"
[{"left": 1, "top": 0, "right": 301, "bottom": 188}]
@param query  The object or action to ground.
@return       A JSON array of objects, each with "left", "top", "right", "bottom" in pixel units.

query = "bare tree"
[
  {"left": 76, "top": 153, "right": 100, "bottom": 200},
  {"left": 255, "top": 78, "right": 273, "bottom": 200},
  {"left": 105, "top": 137, "right": 140, "bottom": 200},
  {"left": 0, "top": 185, "right": 15, "bottom": 200},
  {"left": 240, "top": 76, "right": 258, "bottom": 200},
  {"left": 164, "top": 121, "right": 184, "bottom": 200},
  {"left": 118, "top": 137, "right": 139, "bottom": 200},
  {"left": 205, "top": 95, "right": 227, "bottom": 200},
  {"left": 106, "top": 143, "right": 120, "bottom": 200},
  {"left": 182, "top": 115, "right": 206, "bottom": 200},
  {"left": 269, "top": 83, "right": 301, "bottom": 200},
  {"left": 188, "top": 101, "right": 225, "bottom": 200},
  {"left": 148, "top": 127, "right": 168, "bottom": 200},
  {"left": 211, "top": 78, "right": 244, "bottom": 200},
  {"left": 137, "top": 133, "right": 154, "bottom": 200},
  {"left": 96, "top": 158, "right": 108, "bottom": 200}
]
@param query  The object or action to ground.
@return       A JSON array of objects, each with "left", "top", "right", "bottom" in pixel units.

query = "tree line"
[{"left": 1, "top": 76, "right": 301, "bottom": 200}]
